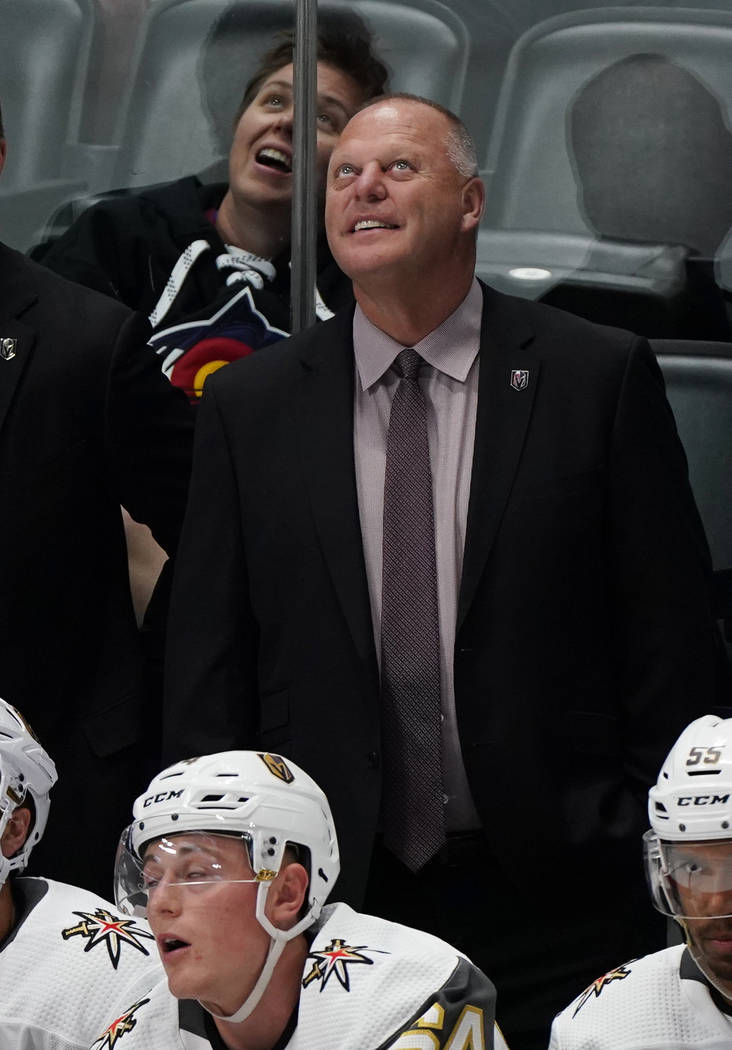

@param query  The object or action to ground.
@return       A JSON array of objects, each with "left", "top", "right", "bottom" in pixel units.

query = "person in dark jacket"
[
  {"left": 37, "top": 19, "right": 388, "bottom": 404},
  {"left": 0, "top": 103, "right": 193, "bottom": 896}
]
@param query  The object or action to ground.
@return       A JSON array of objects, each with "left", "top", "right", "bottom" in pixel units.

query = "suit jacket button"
[{"left": 367, "top": 751, "right": 380, "bottom": 769}]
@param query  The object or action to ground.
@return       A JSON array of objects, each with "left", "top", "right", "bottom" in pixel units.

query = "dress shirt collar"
[{"left": 353, "top": 277, "right": 482, "bottom": 391}]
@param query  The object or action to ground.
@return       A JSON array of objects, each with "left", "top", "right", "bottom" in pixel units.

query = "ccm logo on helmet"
[
  {"left": 677, "top": 794, "right": 730, "bottom": 806},
  {"left": 143, "top": 790, "right": 184, "bottom": 807}
]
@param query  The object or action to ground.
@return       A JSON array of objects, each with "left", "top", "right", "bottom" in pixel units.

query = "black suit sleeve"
[
  {"left": 163, "top": 380, "right": 259, "bottom": 761},
  {"left": 608, "top": 337, "right": 731, "bottom": 794},
  {"left": 104, "top": 310, "right": 194, "bottom": 556}
]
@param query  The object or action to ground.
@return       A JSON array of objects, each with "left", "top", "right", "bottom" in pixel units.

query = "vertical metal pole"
[{"left": 290, "top": 0, "right": 318, "bottom": 333}]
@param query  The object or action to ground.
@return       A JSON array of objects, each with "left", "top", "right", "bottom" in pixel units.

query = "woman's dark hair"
[{"left": 235, "top": 11, "right": 389, "bottom": 122}]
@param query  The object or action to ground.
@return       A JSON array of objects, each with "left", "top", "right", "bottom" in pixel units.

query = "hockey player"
[
  {"left": 0, "top": 698, "right": 162, "bottom": 1048},
  {"left": 100, "top": 750, "right": 508, "bottom": 1049},
  {"left": 550, "top": 713, "right": 732, "bottom": 1048}
]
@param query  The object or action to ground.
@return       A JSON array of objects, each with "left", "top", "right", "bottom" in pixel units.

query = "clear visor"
[
  {"left": 644, "top": 830, "right": 732, "bottom": 920},
  {"left": 114, "top": 828, "right": 264, "bottom": 917}
]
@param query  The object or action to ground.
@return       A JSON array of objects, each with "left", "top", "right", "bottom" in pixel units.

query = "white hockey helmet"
[
  {"left": 114, "top": 751, "right": 340, "bottom": 1022},
  {"left": 0, "top": 698, "right": 57, "bottom": 885},
  {"left": 645, "top": 714, "right": 732, "bottom": 920}
]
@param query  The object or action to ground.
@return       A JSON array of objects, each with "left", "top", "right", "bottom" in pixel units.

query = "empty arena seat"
[
  {"left": 108, "top": 0, "right": 470, "bottom": 190},
  {"left": 0, "top": 0, "right": 93, "bottom": 249},
  {"left": 479, "top": 7, "right": 732, "bottom": 338},
  {"left": 0, "top": 0, "right": 93, "bottom": 189},
  {"left": 651, "top": 341, "right": 732, "bottom": 633}
]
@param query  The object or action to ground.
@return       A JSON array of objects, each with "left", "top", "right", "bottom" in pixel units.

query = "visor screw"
[
  {"left": 269, "top": 837, "right": 277, "bottom": 844},
  {"left": 679, "top": 823, "right": 686, "bottom": 832},
  {"left": 171, "top": 813, "right": 179, "bottom": 821},
  {"left": 723, "top": 821, "right": 730, "bottom": 829},
  {"left": 139, "top": 821, "right": 145, "bottom": 830},
  {"left": 267, "top": 848, "right": 275, "bottom": 856}
]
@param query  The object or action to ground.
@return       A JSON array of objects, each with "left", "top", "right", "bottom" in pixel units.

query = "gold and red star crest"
[
  {"left": 302, "top": 938, "right": 389, "bottom": 992},
  {"left": 572, "top": 962, "right": 635, "bottom": 1017},
  {"left": 90, "top": 998, "right": 150, "bottom": 1049},
  {"left": 62, "top": 909, "right": 154, "bottom": 969}
]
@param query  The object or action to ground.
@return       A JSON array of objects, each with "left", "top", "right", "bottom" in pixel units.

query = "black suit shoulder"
[{"left": 205, "top": 305, "right": 354, "bottom": 403}]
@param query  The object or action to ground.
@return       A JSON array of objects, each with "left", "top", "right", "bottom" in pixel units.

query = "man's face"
[
  {"left": 227, "top": 61, "right": 366, "bottom": 211},
  {"left": 325, "top": 99, "right": 482, "bottom": 288},
  {"left": 144, "top": 832, "right": 267, "bottom": 1015},
  {"left": 668, "top": 840, "right": 732, "bottom": 993}
]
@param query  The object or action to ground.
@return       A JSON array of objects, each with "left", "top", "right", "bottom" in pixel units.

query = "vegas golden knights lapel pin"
[
  {"left": 0, "top": 338, "right": 17, "bottom": 361},
  {"left": 510, "top": 368, "right": 529, "bottom": 391}
]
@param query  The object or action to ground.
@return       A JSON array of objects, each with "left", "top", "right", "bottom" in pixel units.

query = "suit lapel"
[
  {"left": 294, "top": 310, "right": 376, "bottom": 666},
  {"left": 0, "top": 244, "right": 38, "bottom": 439},
  {"left": 458, "top": 285, "right": 541, "bottom": 631}
]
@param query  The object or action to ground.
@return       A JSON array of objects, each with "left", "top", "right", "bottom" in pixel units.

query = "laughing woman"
[{"left": 37, "top": 17, "right": 388, "bottom": 402}]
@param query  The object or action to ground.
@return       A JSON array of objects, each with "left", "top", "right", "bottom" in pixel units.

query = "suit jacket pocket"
[
  {"left": 559, "top": 709, "right": 622, "bottom": 759},
  {"left": 82, "top": 690, "right": 144, "bottom": 757},
  {"left": 260, "top": 688, "right": 290, "bottom": 734}
]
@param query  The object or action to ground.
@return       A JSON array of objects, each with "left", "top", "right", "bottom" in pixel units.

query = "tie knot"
[{"left": 393, "top": 347, "right": 421, "bottom": 380}]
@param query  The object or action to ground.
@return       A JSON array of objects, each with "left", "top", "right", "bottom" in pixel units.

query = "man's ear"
[
  {"left": 1, "top": 807, "right": 31, "bottom": 860},
  {"left": 460, "top": 176, "right": 485, "bottom": 233},
  {"left": 267, "top": 862, "right": 310, "bottom": 930}
]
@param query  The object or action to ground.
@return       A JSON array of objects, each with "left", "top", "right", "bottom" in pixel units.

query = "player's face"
[
  {"left": 325, "top": 99, "right": 483, "bottom": 289},
  {"left": 144, "top": 833, "right": 268, "bottom": 1015},
  {"left": 227, "top": 61, "right": 366, "bottom": 211},
  {"left": 669, "top": 840, "right": 732, "bottom": 994}
]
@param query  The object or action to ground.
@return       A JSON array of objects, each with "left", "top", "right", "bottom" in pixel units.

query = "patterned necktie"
[{"left": 380, "top": 347, "right": 446, "bottom": 871}]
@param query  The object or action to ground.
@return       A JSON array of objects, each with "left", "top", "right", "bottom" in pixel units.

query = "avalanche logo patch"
[
  {"left": 572, "top": 962, "right": 635, "bottom": 1017},
  {"left": 90, "top": 998, "right": 150, "bottom": 1048},
  {"left": 148, "top": 285, "right": 288, "bottom": 401},
  {"left": 302, "top": 938, "right": 390, "bottom": 993},
  {"left": 62, "top": 909, "right": 155, "bottom": 969}
]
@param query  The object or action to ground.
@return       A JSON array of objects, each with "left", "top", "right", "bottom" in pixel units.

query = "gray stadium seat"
[
  {"left": 108, "top": 0, "right": 471, "bottom": 190},
  {"left": 651, "top": 341, "right": 732, "bottom": 635},
  {"left": 0, "top": 0, "right": 93, "bottom": 249},
  {"left": 478, "top": 7, "right": 732, "bottom": 338},
  {"left": 0, "top": 0, "right": 93, "bottom": 189}
]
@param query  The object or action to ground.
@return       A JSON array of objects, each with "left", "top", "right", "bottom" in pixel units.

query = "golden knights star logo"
[
  {"left": 90, "top": 998, "right": 150, "bottom": 1048},
  {"left": 572, "top": 962, "right": 635, "bottom": 1017},
  {"left": 302, "top": 938, "right": 390, "bottom": 992},
  {"left": 62, "top": 909, "right": 155, "bottom": 969}
]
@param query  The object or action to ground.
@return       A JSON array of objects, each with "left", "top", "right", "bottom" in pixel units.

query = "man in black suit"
[
  {"left": 164, "top": 95, "right": 730, "bottom": 1048},
  {"left": 0, "top": 104, "right": 193, "bottom": 897}
]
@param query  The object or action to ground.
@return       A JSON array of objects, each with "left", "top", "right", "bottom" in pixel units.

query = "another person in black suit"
[
  {"left": 163, "top": 95, "right": 731, "bottom": 1048},
  {"left": 36, "top": 17, "right": 388, "bottom": 404},
  {"left": 0, "top": 103, "right": 193, "bottom": 897}
]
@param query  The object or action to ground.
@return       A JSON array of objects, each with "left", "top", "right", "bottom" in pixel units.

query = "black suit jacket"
[
  {"left": 0, "top": 242, "right": 193, "bottom": 894},
  {"left": 165, "top": 282, "right": 730, "bottom": 906}
]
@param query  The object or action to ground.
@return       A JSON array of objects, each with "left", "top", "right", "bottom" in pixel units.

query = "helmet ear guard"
[{"left": 0, "top": 699, "right": 57, "bottom": 885}]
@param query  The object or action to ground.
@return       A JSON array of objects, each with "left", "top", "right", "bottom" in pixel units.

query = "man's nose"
[{"left": 353, "top": 161, "right": 387, "bottom": 200}]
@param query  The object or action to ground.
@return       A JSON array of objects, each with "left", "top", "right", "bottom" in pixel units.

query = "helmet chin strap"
[
  {"left": 199, "top": 878, "right": 317, "bottom": 1026},
  {"left": 201, "top": 936, "right": 287, "bottom": 1023},
  {"left": 680, "top": 919, "right": 732, "bottom": 1005}
]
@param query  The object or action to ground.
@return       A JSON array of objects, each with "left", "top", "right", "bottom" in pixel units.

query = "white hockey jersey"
[
  {"left": 549, "top": 943, "right": 732, "bottom": 1049},
  {"left": 1, "top": 877, "right": 162, "bottom": 1050},
  {"left": 88, "top": 901, "right": 508, "bottom": 1050}
]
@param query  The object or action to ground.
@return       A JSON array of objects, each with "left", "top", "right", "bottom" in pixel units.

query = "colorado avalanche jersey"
[
  {"left": 1, "top": 877, "right": 162, "bottom": 1050},
  {"left": 88, "top": 901, "right": 507, "bottom": 1050},
  {"left": 550, "top": 943, "right": 732, "bottom": 1049}
]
